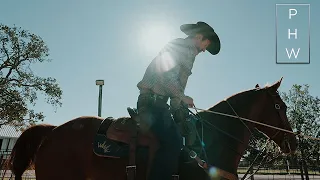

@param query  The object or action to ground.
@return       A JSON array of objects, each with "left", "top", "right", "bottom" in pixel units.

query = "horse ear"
[{"left": 271, "top": 77, "right": 283, "bottom": 90}]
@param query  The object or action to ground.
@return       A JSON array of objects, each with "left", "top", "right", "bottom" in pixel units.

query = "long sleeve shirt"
[{"left": 137, "top": 38, "right": 197, "bottom": 100}]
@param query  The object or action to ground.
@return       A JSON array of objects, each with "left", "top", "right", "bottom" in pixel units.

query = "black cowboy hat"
[{"left": 180, "top": 21, "right": 221, "bottom": 55}]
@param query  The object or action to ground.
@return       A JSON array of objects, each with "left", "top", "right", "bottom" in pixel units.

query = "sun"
[{"left": 138, "top": 22, "right": 174, "bottom": 56}]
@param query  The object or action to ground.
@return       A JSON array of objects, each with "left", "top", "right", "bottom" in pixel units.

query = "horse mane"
[
  {"left": 205, "top": 84, "right": 271, "bottom": 112},
  {"left": 29, "top": 124, "right": 55, "bottom": 128}
]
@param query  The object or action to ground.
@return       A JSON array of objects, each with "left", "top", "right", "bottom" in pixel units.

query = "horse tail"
[{"left": 5, "top": 124, "right": 56, "bottom": 180}]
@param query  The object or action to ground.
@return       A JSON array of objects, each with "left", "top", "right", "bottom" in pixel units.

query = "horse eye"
[{"left": 275, "top": 104, "right": 280, "bottom": 109}]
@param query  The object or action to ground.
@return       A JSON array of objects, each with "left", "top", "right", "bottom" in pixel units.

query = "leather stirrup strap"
[{"left": 126, "top": 128, "right": 137, "bottom": 180}]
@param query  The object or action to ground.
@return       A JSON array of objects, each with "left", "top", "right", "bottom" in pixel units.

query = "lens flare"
[{"left": 209, "top": 166, "right": 218, "bottom": 178}]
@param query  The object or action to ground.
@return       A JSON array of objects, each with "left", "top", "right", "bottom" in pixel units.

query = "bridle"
[
  {"left": 240, "top": 90, "right": 292, "bottom": 180},
  {"left": 181, "top": 88, "right": 292, "bottom": 180}
]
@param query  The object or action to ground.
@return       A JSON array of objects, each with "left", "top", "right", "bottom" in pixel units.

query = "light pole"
[{"left": 95, "top": 79, "right": 104, "bottom": 117}]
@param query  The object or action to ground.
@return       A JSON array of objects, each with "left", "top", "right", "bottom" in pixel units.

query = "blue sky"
[{"left": 1, "top": 0, "right": 319, "bottom": 126}]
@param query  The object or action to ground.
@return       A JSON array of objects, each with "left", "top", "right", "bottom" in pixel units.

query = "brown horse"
[{"left": 6, "top": 77, "right": 297, "bottom": 180}]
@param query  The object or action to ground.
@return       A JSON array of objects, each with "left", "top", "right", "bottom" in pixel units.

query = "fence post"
[
  {"left": 299, "top": 160, "right": 304, "bottom": 180},
  {"left": 303, "top": 160, "right": 309, "bottom": 180},
  {"left": 249, "top": 166, "right": 254, "bottom": 180}
]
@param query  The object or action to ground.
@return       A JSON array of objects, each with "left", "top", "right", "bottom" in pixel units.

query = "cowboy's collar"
[
  {"left": 183, "top": 38, "right": 198, "bottom": 56},
  {"left": 169, "top": 38, "right": 197, "bottom": 57}
]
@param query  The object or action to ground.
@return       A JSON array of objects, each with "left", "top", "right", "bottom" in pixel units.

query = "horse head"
[{"left": 251, "top": 77, "right": 297, "bottom": 154}]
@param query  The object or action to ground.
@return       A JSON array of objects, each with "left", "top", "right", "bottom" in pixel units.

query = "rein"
[{"left": 191, "top": 106, "right": 320, "bottom": 141}]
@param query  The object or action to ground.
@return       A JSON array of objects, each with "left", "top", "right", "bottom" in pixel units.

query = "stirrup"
[
  {"left": 126, "top": 165, "right": 136, "bottom": 180},
  {"left": 172, "top": 175, "right": 179, "bottom": 180}
]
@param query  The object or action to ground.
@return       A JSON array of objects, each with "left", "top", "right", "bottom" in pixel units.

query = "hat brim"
[
  {"left": 180, "top": 23, "right": 221, "bottom": 55},
  {"left": 206, "top": 34, "right": 220, "bottom": 55}
]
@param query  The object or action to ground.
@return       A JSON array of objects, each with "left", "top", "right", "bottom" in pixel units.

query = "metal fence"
[
  {"left": 0, "top": 150, "right": 36, "bottom": 180},
  {"left": 0, "top": 149, "right": 319, "bottom": 179},
  {"left": 0, "top": 170, "right": 35, "bottom": 180},
  {"left": 238, "top": 165, "right": 320, "bottom": 180},
  {"left": 238, "top": 173, "right": 320, "bottom": 180},
  {"left": 238, "top": 166, "right": 320, "bottom": 174}
]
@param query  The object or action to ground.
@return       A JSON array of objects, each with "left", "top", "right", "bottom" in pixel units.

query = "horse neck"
[{"left": 201, "top": 90, "right": 259, "bottom": 175}]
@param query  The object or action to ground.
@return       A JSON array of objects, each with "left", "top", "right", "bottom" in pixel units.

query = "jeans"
[{"left": 137, "top": 94, "right": 183, "bottom": 180}]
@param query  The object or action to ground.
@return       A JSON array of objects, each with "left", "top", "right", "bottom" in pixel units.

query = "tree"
[
  {"left": 281, "top": 84, "right": 320, "bottom": 166},
  {"left": 0, "top": 24, "right": 62, "bottom": 129}
]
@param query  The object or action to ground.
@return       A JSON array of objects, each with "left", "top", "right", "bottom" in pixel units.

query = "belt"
[
  {"left": 149, "top": 93, "right": 169, "bottom": 102},
  {"left": 138, "top": 92, "right": 169, "bottom": 108}
]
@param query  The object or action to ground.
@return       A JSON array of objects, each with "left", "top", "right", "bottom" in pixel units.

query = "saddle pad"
[{"left": 93, "top": 134, "right": 129, "bottom": 158}]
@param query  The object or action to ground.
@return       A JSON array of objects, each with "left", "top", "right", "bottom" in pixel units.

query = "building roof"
[{"left": 0, "top": 125, "right": 22, "bottom": 138}]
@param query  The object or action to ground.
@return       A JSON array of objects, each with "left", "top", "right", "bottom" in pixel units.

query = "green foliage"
[
  {"left": 0, "top": 24, "right": 62, "bottom": 129},
  {"left": 281, "top": 84, "right": 320, "bottom": 166},
  {"left": 281, "top": 84, "right": 320, "bottom": 137}
]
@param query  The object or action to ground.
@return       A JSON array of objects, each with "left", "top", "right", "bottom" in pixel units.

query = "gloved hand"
[
  {"left": 170, "top": 97, "right": 189, "bottom": 123},
  {"left": 181, "top": 95, "right": 194, "bottom": 108}
]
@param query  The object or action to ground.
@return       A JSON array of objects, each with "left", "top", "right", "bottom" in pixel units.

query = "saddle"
[
  {"left": 93, "top": 107, "right": 236, "bottom": 180},
  {"left": 105, "top": 107, "right": 160, "bottom": 180},
  {"left": 106, "top": 108, "right": 156, "bottom": 146}
]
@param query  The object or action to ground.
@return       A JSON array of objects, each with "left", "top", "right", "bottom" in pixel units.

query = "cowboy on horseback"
[{"left": 136, "top": 21, "right": 221, "bottom": 180}]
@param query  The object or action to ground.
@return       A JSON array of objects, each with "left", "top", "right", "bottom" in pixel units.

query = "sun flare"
[{"left": 138, "top": 22, "right": 174, "bottom": 56}]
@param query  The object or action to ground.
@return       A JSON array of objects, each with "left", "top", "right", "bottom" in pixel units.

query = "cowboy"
[{"left": 136, "top": 21, "right": 221, "bottom": 180}]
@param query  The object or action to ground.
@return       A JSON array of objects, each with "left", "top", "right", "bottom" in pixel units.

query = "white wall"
[
  {"left": 0, "top": 138, "right": 17, "bottom": 159},
  {"left": 1, "top": 138, "right": 17, "bottom": 151}
]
